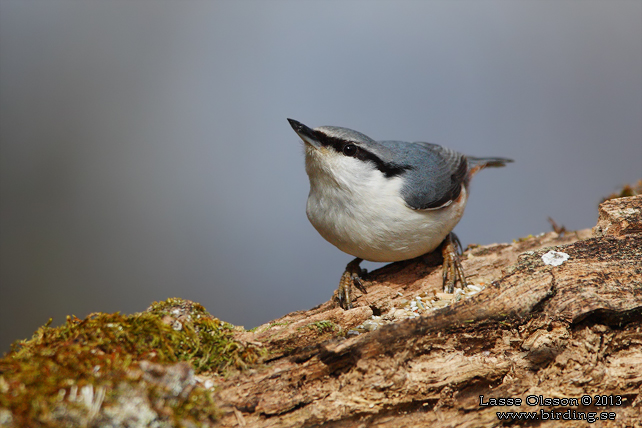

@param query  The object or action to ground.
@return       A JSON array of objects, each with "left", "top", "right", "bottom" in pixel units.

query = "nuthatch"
[{"left": 288, "top": 119, "right": 512, "bottom": 309}]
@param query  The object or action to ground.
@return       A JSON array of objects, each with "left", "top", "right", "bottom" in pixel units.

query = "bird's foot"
[
  {"left": 337, "top": 257, "right": 368, "bottom": 310},
  {"left": 442, "top": 233, "right": 468, "bottom": 293}
]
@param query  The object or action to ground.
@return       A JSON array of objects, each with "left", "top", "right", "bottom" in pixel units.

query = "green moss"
[
  {"left": 145, "top": 297, "right": 260, "bottom": 372},
  {"left": 303, "top": 320, "right": 338, "bottom": 334},
  {"left": 0, "top": 298, "right": 260, "bottom": 427}
]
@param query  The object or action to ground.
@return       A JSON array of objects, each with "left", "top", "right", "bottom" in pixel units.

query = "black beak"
[{"left": 287, "top": 118, "right": 321, "bottom": 148}]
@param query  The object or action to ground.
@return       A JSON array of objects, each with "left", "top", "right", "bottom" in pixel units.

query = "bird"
[{"left": 287, "top": 118, "right": 512, "bottom": 309}]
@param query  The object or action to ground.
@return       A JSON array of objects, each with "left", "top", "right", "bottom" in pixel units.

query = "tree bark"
[{"left": 214, "top": 195, "right": 642, "bottom": 427}]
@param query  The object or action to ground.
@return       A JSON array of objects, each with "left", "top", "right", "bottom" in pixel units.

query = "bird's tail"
[{"left": 467, "top": 156, "right": 514, "bottom": 176}]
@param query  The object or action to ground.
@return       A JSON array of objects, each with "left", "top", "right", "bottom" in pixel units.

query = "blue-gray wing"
[{"left": 397, "top": 142, "right": 468, "bottom": 210}]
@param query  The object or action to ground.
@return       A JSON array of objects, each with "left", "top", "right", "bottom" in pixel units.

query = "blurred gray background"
[{"left": 1, "top": 0, "right": 640, "bottom": 354}]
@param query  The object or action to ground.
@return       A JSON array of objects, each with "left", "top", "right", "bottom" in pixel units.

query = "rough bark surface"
[{"left": 213, "top": 195, "right": 642, "bottom": 428}]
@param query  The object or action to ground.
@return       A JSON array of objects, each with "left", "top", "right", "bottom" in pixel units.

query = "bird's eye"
[{"left": 342, "top": 144, "right": 358, "bottom": 157}]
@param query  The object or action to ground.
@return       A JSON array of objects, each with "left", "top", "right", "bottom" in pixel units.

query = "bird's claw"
[
  {"left": 337, "top": 258, "right": 367, "bottom": 309},
  {"left": 442, "top": 233, "right": 467, "bottom": 293}
]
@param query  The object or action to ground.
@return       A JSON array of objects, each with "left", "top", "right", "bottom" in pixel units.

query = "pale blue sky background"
[{"left": 1, "top": 0, "right": 641, "bottom": 353}]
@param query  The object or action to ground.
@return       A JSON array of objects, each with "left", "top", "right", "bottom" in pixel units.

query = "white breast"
[{"left": 305, "top": 148, "right": 468, "bottom": 262}]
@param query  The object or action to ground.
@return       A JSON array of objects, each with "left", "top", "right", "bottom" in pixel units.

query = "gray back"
[{"left": 366, "top": 140, "right": 467, "bottom": 210}]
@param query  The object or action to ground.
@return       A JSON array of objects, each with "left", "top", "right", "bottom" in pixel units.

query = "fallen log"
[{"left": 217, "top": 195, "right": 642, "bottom": 427}]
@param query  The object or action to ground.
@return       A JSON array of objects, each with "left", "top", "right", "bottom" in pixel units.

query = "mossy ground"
[{"left": 0, "top": 298, "right": 261, "bottom": 427}]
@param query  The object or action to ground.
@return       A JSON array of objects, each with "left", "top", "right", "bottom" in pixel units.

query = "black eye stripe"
[
  {"left": 313, "top": 131, "right": 358, "bottom": 156},
  {"left": 355, "top": 149, "right": 411, "bottom": 178},
  {"left": 313, "top": 131, "right": 410, "bottom": 178}
]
